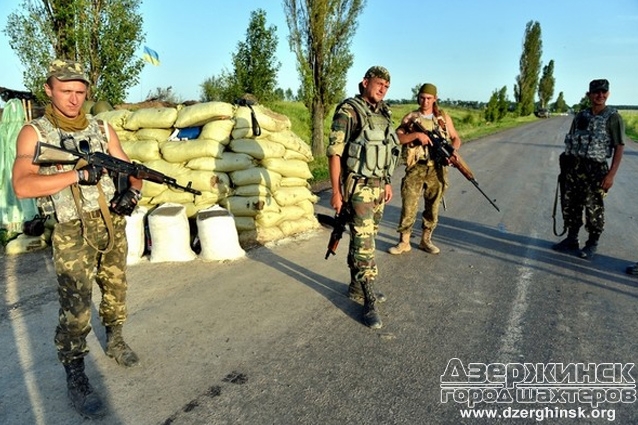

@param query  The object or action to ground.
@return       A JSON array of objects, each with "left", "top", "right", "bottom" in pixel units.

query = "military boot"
[
  {"left": 64, "top": 358, "right": 107, "bottom": 419},
  {"left": 388, "top": 233, "right": 411, "bottom": 255},
  {"left": 361, "top": 281, "right": 382, "bottom": 329},
  {"left": 106, "top": 325, "right": 140, "bottom": 367},
  {"left": 579, "top": 233, "right": 600, "bottom": 260},
  {"left": 552, "top": 228, "right": 580, "bottom": 252},
  {"left": 418, "top": 228, "right": 440, "bottom": 254}
]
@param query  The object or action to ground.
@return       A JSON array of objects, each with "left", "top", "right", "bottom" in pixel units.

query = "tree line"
[{"left": 2, "top": 2, "right": 628, "bottom": 159}]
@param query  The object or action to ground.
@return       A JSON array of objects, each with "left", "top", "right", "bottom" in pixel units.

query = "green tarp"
[{"left": 0, "top": 99, "right": 38, "bottom": 233}]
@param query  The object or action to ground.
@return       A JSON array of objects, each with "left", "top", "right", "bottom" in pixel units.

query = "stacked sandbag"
[{"left": 95, "top": 101, "right": 319, "bottom": 249}]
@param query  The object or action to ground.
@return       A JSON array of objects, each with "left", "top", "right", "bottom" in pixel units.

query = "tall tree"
[
  {"left": 230, "top": 9, "right": 280, "bottom": 103},
  {"left": 284, "top": 0, "right": 366, "bottom": 158},
  {"left": 4, "top": 0, "right": 145, "bottom": 104},
  {"left": 513, "top": 21, "right": 542, "bottom": 116},
  {"left": 552, "top": 91, "right": 568, "bottom": 113},
  {"left": 538, "top": 59, "right": 555, "bottom": 109}
]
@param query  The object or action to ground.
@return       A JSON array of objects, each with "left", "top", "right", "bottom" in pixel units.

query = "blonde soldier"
[
  {"left": 327, "top": 66, "right": 400, "bottom": 329},
  {"left": 388, "top": 83, "right": 461, "bottom": 255},
  {"left": 12, "top": 59, "right": 142, "bottom": 419}
]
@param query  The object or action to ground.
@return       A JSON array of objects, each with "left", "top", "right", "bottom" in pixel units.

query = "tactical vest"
[
  {"left": 341, "top": 97, "right": 400, "bottom": 180},
  {"left": 404, "top": 111, "right": 449, "bottom": 165},
  {"left": 31, "top": 117, "right": 117, "bottom": 223},
  {"left": 564, "top": 107, "right": 617, "bottom": 162}
]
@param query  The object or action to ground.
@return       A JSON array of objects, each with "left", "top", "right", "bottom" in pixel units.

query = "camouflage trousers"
[
  {"left": 396, "top": 161, "right": 448, "bottom": 234},
  {"left": 52, "top": 213, "right": 129, "bottom": 364},
  {"left": 346, "top": 178, "right": 386, "bottom": 286},
  {"left": 560, "top": 155, "right": 608, "bottom": 235}
]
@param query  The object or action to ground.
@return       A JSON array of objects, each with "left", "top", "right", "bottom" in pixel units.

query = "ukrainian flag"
[{"left": 143, "top": 46, "right": 160, "bottom": 66}]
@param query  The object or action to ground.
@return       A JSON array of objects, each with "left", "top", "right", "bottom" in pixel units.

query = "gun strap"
[
  {"left": 552, "top": 174, "right": 566, "bottom": 237},
  {"left": 71, "top": 159, "right": 116, "bottom": 253}
]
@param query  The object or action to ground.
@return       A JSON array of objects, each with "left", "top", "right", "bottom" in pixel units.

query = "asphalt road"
[{"left": 1, "top": 115, "right": 637, "bottom": 425}]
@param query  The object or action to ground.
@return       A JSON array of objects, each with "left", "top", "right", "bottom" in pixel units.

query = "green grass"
[
  {"left": 619, "top": 111, "right": 638, "bottom": 142},
  {"left": 267, "top": 101, "right": 540, "bottom": 184}
]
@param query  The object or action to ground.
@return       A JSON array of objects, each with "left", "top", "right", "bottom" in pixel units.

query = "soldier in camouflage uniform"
[
  {"left": 388, "top": 83, "right": 462, "bottom": 255},
  {"left": 12, "top": 59, "right": 143, "bottom": 418},
  {"left": 552, "top": 79, "right": 625, "bottom": 260},
  {"left": 327, "top": 66, "right": 400, "bottom": 329}
]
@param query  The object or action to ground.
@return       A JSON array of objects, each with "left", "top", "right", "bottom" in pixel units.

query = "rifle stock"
[
  {"left": 33, "top": 141, "right": 202, "bottom": 195},
  {"left": 411, "top": 120, "right": 500, "bottom": 212}
]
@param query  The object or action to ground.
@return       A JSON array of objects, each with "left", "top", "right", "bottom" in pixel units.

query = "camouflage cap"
[
  {"left": 47, "top": 59, "right": 90, "bottom": 85},
  {"left": 418, "top": 83, "right": 437, "bottom": 97},
  {"left": 364, "top": 66, "right": 390, "bottom": 82},
  {"left": 589, "top": 79, "right": 609, "bottom": 93}
]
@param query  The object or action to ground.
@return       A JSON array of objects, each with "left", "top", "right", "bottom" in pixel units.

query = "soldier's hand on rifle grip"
[
  {"left": 110, "top": 188, "right": 142, "bottom": 216},
  {"left": 77, "top": 164, "right": 103, "bottom": 185},
  {"left": 330, "top": 191, "right": 344, "bottom": 214}
]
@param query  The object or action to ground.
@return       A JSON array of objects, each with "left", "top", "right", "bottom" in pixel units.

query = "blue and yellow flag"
[{"left": 143, "top": 46, "right": 160, "bottom": 66}]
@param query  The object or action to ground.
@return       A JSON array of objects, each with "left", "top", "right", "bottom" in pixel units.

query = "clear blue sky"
[{"left": 1, "top": 0, "right": 637, "bottom": 106}]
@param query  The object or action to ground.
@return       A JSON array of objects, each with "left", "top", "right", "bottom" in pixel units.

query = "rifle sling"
[
  {"left": 71, "top": 158, "right": 115, "bottom": 253},
  {"left": 552, "top": 174, "right": 566, "bottom": 237}
]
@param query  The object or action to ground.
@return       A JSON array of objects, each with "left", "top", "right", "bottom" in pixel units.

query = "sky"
[{"left": 1, "top": 0, "right": 637, "bottom": 107}]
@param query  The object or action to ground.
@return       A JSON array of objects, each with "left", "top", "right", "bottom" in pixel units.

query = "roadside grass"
[
  {"left": 269, "top": 100, "right": 538, "bottom": 185},
  {"left": 619, "top": 110, "right": 638, "bottom": 142}
]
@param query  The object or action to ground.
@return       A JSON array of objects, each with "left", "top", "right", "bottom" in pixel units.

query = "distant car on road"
[{"left": 535, "top": 108, "right": 550, "bottom": 118}]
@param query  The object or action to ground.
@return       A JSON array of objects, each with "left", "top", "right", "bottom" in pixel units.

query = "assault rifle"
[
  {"left": 33, "top": 140, "right": 202, "bottom": 195},
  {"left": 317, "top": 208, "right": 351, "bottom": 259},
  {"left": 411, "top": 120, "right": 500, "bottom": 212}
]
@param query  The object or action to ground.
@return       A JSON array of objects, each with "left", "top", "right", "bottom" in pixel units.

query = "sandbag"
[
  {"left": 229, "top": 167, "right": 282, "bottom": 189},
  {"left": 273, "top": 186, "right": 318, "bottom": 207},
  {"left": 124, "top": 107, "right": 178, "bottom": 130},
  {"left": 229, "top": 138, "right": 286, "bottom": 160},
  {"left": 186, "top": 152, "right": 255, "bottom": 173},
  {"left": 148, "top": 203, "right": 197, "bottom": 263},
  {"left": 199, "top": 119, "right": 235, "bottom": 143},
  {"left": 196, "top": 205, "right": 245, "bottom": 261},
  {"left": 94, "top": 109, "right": 132, "bottom": 131},
  {"left": 135, "top": 128, "right": 172, "bottom": 142},
  {"left": 174, "top": 102, "right": 235, "bottom": 128},
  {"left": 221, "top": 195, "right": 280, "bottom": 217},
  {"left": 261, "top": 158, "right": 313, "bottom": 179},
  {"left": 121, "top": 139, "right": 161, "bottom": 162},
  {"left": 125, "top": 206, "right": 147, "bottom": 265},
  {"left": 161, "top": 139, "right": 225, "bottom": 162}
]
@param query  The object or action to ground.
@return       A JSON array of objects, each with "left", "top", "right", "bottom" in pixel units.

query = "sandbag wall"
[{"left": 95, "top": 102, "right": 320, "bottom": 247}]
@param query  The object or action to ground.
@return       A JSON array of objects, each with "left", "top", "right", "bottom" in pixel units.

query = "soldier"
[
  {"left": 326, "top": 66, "right": 400, "bottom": 329},
  {"left": 12, "top": 59, "right": 142, "bottom": 418},
  {"left": 388, "top": 83, "right": 461, "bottom": 255},
  {"left": 552, "top": 79, "right": 625, "bottom": 260}
]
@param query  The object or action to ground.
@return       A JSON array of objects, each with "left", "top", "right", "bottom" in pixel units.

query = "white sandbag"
[
  {"left": 174, "top": 102, "right": 235, "bottom": 128},
  {"left": 161, "top": 138, "right": 225, "bottom": 162},
  {"left": 148, "top": 203, "right": 197, "bottom": 263},
  {"left": 186, "top": 152, "right": 255, "bottom": 173},
  {"left": 125, "top": 206, "right": 147, "bottom": 265},
  {"left": 123, "top": 107, "right": 178, "bottom": 130},
  {"left": 196, "top": 205, "right": 245, "bottom": 261}
]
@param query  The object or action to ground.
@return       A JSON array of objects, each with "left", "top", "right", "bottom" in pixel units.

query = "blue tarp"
[{"left": 0, "top": 99, "right": 38, "bottom": 233}]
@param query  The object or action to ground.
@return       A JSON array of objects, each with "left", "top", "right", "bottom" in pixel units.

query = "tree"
[
  {"left": 537, "top": 60, "right": 555, "bottom": 109},
  {"left": 200, "top": 9, "right": 280, "bottom": 104},
  {"left": 552, "top": 91, "right": 568, "bottom": 113},
  {"left": 4, "top": 0, "right": 145, "bottom": 104},
  {"left": 513, "top": 21, "right": 542, "bottom": 116},
  {"left": 230, "top": 9, "right": 280, "bottom": 103},
  {"left": 484, "top": 90, "right": 499, "bottom": 123},
  {"left": 497, "top": 86, "right": 509, "bottom": 120},
  {"left": 284, "top": 0, "right": 366, "bottom": 158}
]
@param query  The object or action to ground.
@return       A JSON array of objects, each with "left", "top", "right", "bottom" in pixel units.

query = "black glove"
[
  {"left": 110, "top": 188, "right": 142, "bottom": 216},
  {"left": 77, "top": 165, "right": 102, "bottom": 185}
]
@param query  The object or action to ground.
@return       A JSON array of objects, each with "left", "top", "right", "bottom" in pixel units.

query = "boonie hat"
[
  {"left": 47, "top": 59, "right": 90, "bottom": 85},
  {"left": 364, "top": 66, "right": 391, "bottom": 83},
  {"left": 588, "top": 79, "right": 609, "bottom": 93},
  {"left": 418, "top": 83, "right": 437, "bottom": 97}
]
